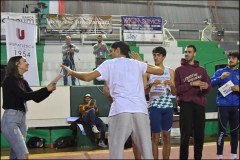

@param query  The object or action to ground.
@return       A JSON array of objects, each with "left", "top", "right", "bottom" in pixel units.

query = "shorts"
[{"left": 149, "top": 107, "right": 173, "bottom": 133}]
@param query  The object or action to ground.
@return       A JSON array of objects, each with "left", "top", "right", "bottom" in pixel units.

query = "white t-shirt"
[{"left": 96, "top": 57, "right": 148, "bottom": 116}]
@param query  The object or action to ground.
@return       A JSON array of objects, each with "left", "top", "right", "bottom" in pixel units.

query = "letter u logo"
[{"left": 16, "top": 28, "right": 25, "bottom": 40}]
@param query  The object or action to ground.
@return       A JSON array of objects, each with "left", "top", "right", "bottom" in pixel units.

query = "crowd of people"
[{"left": 1, "top": 37, "right": 239, "bottom": 159}]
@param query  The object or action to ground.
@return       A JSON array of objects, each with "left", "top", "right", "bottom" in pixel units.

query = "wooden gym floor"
[{"left": 1, "top": 136, "right": 239, "bottom": 159}]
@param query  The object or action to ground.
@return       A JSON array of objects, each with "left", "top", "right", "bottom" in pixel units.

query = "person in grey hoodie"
[{"left": 175, "top": 44, "right": 212, "bottom": 159}]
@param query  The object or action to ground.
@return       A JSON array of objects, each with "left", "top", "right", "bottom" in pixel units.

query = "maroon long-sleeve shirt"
[{"left": 174, "top": 58, "right": 212, "bottom": 107}]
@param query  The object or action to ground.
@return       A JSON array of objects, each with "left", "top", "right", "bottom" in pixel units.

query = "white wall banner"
[
  {"left": 1, "top": 12, "right": 38, "bottom": 42},
  {"left": 123, "top": 33, "right": 163, "bottom": 42},
  {"left": 122, "top": 16, "right": 163, "bottom": 42},
  {"left": 5, "top": 19, "right": 40, "bottom": 86}
]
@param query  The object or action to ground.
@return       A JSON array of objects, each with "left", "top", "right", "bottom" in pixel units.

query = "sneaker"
[
  {"left": 98, "top": 140, "right": 108, "bottom": 148},
  {"left": 217, "top": 155, "right": 223, "bottom": 160},
  {"left": 92, "top": 125, "right": 99, "bottom": 133}
]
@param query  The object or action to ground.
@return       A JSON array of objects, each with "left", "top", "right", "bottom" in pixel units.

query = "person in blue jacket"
[{"left": 211, "top": 51, "right": 239, "bottom": 160}]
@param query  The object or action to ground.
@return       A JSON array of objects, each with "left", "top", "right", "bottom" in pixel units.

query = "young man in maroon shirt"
[{"left": 174, "top": 45, "right": 212, "bottom": 159}]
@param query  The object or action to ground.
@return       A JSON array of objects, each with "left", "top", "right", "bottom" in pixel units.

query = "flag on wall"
[
  {"left": 5, "top": 19, "right": 40, "bottom": 86},
  {"left": 58, "top": 0, "right": 65, "bottom": 14},
  {"left": 48, "top": 0, "right": 65, "bottom": 14}
]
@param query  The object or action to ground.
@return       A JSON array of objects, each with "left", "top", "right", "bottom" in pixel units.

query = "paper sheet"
[
  {"left": 50, "top": 74, "right": 64, "bottom": 84},
  {"left": 67, "top": 117, "right": 79, "bottom": 122},
  {"left": 218, "top": 80, "right": 234, "bottom": 97}
]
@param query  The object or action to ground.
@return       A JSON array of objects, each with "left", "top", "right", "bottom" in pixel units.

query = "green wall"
[
  {"left": 1, "top": 44, "right": 7, "bottom": 64},
  {"left": 177, "top": 41, "right": 226, "bottom": 76}
]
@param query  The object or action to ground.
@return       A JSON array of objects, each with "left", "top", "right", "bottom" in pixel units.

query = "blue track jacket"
[{"left": 211, "top": 66, "right": 239, "bottom": 107}]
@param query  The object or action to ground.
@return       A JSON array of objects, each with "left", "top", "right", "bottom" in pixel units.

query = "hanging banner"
[
  {"left": 46, "top": 14, "right": 112, "bottom": 33},
  {"left": 5, "top": 19, "right": 39, "bottom": 86},
  {"left": 122, "top": 16, "right": 163, "bottom": 42},
  {"left": 1, "top": 12, "right": 38, "bottom": 42}
]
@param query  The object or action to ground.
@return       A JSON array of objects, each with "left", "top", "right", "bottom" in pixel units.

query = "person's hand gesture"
[
  {"left": 98, "top": 43, "right": 102, "bottom": 48},
  {"left": 70, "top": 48, "right": 75, "bottom": 52},
  {"left": 163, "top": 80, "right": 175, "bottom": 87},
  {"left": 199, "top": 82, "right": 209, "bottom": 90},
  {"left": 89, "top": 99, "right": 96, "bottom": 106},
  {"left": 47, "top": 83, "right": 56, "bottom": 91},
  {"left": 232, "top": 85, "right": 239, "bottom": 92},
  {"left": 220, "top": 72, "right": 230, "bottom": 79},
  {"left": 61, "top": 65, "right": 74, "bottom": 76},
  {"left": 191, "top": 80, "right": 202, "bottom": 87},
  {"left": 84, "top": 105, "right": 89, "bottom": 110},
  {"left": 152, "top": 80, "right": 162, "bottom": 86},
  {"left": 102, "top": 43, "right": 105, "bottom": 48},
  {"left": 191, "top": 80, "right": 209, "bottom": 90},
  {"left": 129, "top": 51, "right": 143, "bottom": 62}
]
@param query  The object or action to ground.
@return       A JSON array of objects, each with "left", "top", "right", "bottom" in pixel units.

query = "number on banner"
[{"left": 14, "top": 50, "right": 31, "bottom": 57}]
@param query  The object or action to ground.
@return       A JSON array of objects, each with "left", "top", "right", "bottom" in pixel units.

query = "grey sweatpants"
[{"left": 108, "top": 113, "right": 153, "bottom": 159}]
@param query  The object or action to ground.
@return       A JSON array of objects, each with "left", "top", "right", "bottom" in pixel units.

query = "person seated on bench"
[{"left": 79, "top": 94, "right": 107, "bottom": 148}]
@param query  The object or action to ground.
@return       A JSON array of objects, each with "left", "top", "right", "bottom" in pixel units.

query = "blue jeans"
[
  {"left": 63, "top": 60, "right": 76, "bottom": 86},
  {"left": 1, "top": 109, "right": 28, "bottom": 159},
  {"left": 82, "top": 108, "right": 107, "bottom": 141}
]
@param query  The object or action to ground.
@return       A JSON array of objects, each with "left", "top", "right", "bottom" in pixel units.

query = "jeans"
[
  {"left": 82, "top": 108, "right": 107, "bottom": 141},
  {"left": 1, "top": 109, "right": 28, "bottom": 159},
  {"left": 179, "top": 102, "right": 205, "bottom": 159},
  {"left": 63, "top": 59, "right": 76, "bottom": 86}
]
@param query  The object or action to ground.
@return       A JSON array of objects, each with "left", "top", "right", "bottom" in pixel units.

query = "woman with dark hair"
[{"left": 1, "top": 56, "right": 56, "bottom": 159}]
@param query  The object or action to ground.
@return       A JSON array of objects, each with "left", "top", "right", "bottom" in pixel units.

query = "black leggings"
[
  {"left": 179, "top": 102, "right": 205, "bottom": 159},
  {"left": 217, "top": 106, "right": 239, "bottom": 155}
]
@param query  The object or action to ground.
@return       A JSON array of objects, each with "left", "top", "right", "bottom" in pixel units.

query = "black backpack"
[
  {"left": 54, "top": 136, "right": 76, "bottom": 149},
  {"left": 27, "top": 137, "right": 46, "bottom": 148}
]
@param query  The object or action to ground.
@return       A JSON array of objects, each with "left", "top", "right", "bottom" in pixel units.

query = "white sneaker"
[
  {"left": 92, "top": 125, "right": 99, "bottom": 133},
  {"left": 98, "top": 140, "right": 108, "bottom": 148},
  {"left": 230, "top": 153, "right": 237, "bottom": 160},
  {"left": 217, "top": 155, "right": 223, "bottom": 160}
]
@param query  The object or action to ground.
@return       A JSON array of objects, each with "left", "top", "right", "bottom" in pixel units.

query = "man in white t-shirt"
[{"left": 61, "top": 41, "right": 163, "bottom": 159}]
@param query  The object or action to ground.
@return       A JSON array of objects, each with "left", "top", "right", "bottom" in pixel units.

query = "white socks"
[
  {"left": 217, "top": 155, "right": 223, "bottom": 160},
  {"left": 231, "top": 153, "right": 237, "bottom": 160}
]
